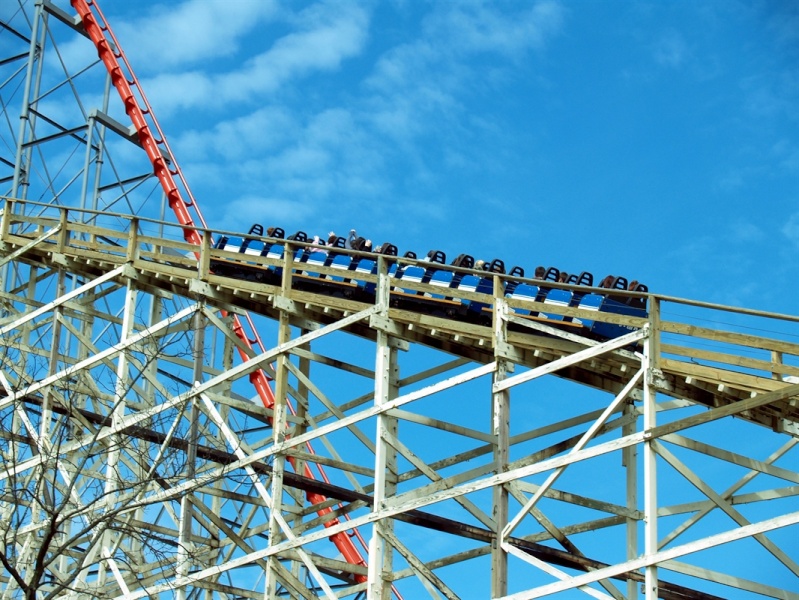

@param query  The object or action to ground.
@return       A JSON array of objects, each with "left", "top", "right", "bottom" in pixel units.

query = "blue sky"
[
  {"left": 88, "top": 0, "right": 798, "bottom": 316},
  {"left": 1, "top": 1, "right": 797, "bottom": 597}
]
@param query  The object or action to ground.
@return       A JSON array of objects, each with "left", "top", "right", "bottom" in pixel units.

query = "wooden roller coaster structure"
[{"left": 0, "top": 1, "right": 797, "bottom": 599}]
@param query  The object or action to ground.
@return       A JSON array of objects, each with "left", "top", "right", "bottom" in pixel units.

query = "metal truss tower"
[{"left": 1, "top": 2, "right": 798, "bottom": 599}]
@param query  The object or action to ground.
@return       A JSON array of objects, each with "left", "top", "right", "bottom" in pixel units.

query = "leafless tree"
[{"left": 0, "top": 303, "right": 221, "bottom": 600}]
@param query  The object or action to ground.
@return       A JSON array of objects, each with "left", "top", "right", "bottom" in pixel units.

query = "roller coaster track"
[
  {"left": 2, "top": 201, "right": 798, "bottom": 432},
  {"left": 1, "top": 2, "right": 798, "bottom": 599},
  {"left": 1, "top": 199, "right": 798, "bottom": 599}
]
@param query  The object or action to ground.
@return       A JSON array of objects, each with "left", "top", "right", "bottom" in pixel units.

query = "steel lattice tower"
[{"left": 1, "top": 2, "right": 798, "bottom": 599}]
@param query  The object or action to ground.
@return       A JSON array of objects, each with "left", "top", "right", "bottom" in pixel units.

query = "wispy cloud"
[
  {"left": 735, "top": 2, "right": 799, "bottom": 126},
  {"left": 115, "top": 0, "right": 281, "bottom": 69},
  {"left": 365, "top": 2, "right": 564, "bottom": 148},
  {"left": 783, "top": 212, "right": 799, "bottom": 250},
  {"left": 730, "top": 219, "right": 764, "bottom": 243},
  {"left": 178, "top": 105, "right": 389, "bottom": 233},
  {"left": 740, "top": 72, "right": 799, "bottom": 122},
  {"left": 423, "top": 0, "right": 565, "bottom": 58},
  {"left": 653, "top": 30, "right": 689, "bottom": 68},
  {"left": 217, "top": 3, "right": 370, "bottom": 99},
  {"left": 772, "top": 139, "right": 799, "bottom": 172},
  {"left": 766, "top": 4, "right": 799, "bottom": 47},
  {"left": 176, "top": 106, "right": 296, "bottom": 162},
  {"left": 128, "top": 1, "right": 369, "bottom": 116},
  {"left": 170, "top": 0, "right": 565, "bottom": 233}
]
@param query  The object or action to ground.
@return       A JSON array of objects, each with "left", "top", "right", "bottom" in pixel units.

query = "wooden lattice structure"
[{"left": 0, "top": 2, "right": 797, "bottom": 599}]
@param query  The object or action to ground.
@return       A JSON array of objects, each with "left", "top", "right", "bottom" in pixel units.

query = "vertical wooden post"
[
  {"left": 266, "top": 240, "right": 294, "bottom": 597},
  {"left": 127, "top": 217, "right": 139, "bottom": 262},
  {"left": 176, "top": 307, "right": 204, "bottom": 600},
  {"left": 771, "top": 351, "right": 784, "bottom": 380},
  {"left": 623, "top": 398, "right": 639, "bottom": 600},
  {"left": 198, "top": 228, "right": 211, "bottom": 281},
  {"left": 644, "top": 298, "right": 661, "bottom": 599},
  {"left": 491, "top": 274, "right": 509, "bottom": 597},
  {"left": 56, "top": 206, "right": 69, "bottom": 254},
  {"left": 0, "top": 199, "right": 13, "bottom": 243},
  {"left": 368, "top": 255, "right": 394, "bottom": 598}
]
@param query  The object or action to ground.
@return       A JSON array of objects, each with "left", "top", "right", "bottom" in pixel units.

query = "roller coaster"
[
  {"left": 210, "top": 224, "right": 648, "bottom": 341},
  {"left": 0, "top": 1, "right": 798, "bottom": 599}
]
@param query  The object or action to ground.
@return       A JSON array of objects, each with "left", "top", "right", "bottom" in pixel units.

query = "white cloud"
[
  {"left": 176, "top": 106, "right": 295, "bottom": 162},
  {"left": 741, "top": 77, "right": 788, "bottom": 119},
  {"left": 53, "top": 0, "right": 563, "bottom": 233},
  {"left": 211, "top": 2, "right": 369, "bottom": 102},
  {"left": 136, "top": 1, "right": 369, "bottom": 116},
  {"left": 730, "top": 220, "right": 763, "bottom": 243},
  {"left": 140, "top": 70, "right": 217, "bottom": 116},
  {"left": 364, "top": 1, "right": 563, "bottom": 150},
  {"left": 369, "top": 1, "right": 564, "bottom": 92},
  {"left": 177, "top": 104, "right": 389, "bottom": 225},
  {"left": 424, "top": 0, "right": 565, "bottom": 58},
  {"left": 653, "top": 30, "right": 689, "bottom": 68},
  {"left": 782, "top": 212, "right": 799, "bottom": 249},
  {"left": 268, "top": 145, "right": 331, "bottom": 178},
  {"left": 257, "top": 108, "right": 387, "bottom": 202},
  {"left": 767, "top": 4, "right": 799, "bottom": 47},
  {"left": 772, "top": 140, "right": 799, "bottom": 172},
  {"left": 113, "top": 0, "right": 281, "bottom": 69},
  {"left": 264, "top": 2, "right": 369, "bottom": 72}
]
